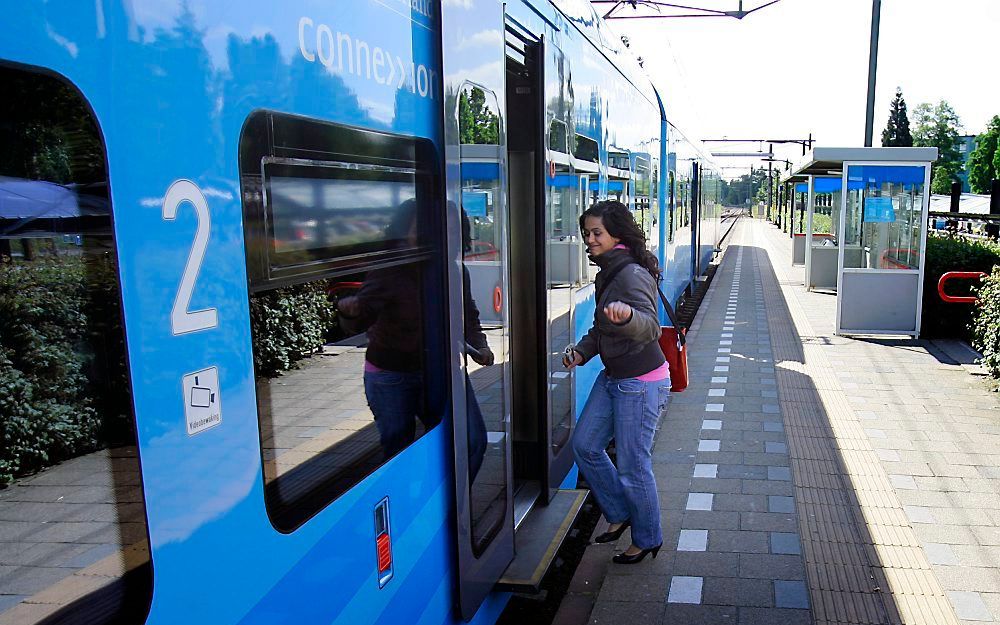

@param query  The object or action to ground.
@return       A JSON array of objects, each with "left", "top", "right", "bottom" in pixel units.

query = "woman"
[{"left": 564, "top": 200, "right": 670, "bottom": 564}]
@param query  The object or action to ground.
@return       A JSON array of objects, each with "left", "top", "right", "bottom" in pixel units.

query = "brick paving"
[{"left": 585, "top": 218, "right": 1000, "bottom": 624}]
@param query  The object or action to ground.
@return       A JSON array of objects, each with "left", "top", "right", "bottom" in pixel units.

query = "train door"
[
  {"left": 442, "top": 3, "right": 515, "bottom": 620},
  {"left": 500, "top": 12, "right": 586, "bottom": 594},
  {"left": 691, "top": 161, "right": 702, "bottom": 278}
]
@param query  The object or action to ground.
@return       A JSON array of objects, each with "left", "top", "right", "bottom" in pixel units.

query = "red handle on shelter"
[{"left": 937, "top": 271, "right": 986, "bottom": 304}]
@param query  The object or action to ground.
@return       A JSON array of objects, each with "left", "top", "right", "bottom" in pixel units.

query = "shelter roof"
[{"left": 786, "top": 147, "right": 938, "bottom": 182}]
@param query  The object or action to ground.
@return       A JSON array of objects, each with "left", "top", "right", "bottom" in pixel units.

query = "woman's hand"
[
  {"left": 562, "top": 350, "right": 583, "bottom": 369},
  {"left": 471, "top": 347, "right": 495, "bottom": 367},
  {"left": 604, "top": 301, "right": 633, "bottom": 324}
]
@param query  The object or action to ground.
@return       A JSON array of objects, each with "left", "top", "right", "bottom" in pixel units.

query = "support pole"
[
  {"left": 767, "top": 160, "right": 773, "bottom": 221},
  {"left": 864, "top": 0, "right": 881, "bottom": 147}
]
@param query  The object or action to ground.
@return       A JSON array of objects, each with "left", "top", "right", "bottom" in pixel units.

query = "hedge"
[
  {"left": 1, "top": 252, "right": 340, "bottom": 485},
  {"left": 973, "top": 267, "right": 1000, "bottom": 377},
  {"left": 249, "top": 282, "right": 336, "bottom": 378},
  {"left": 921, "top": 234, "right": 1000, "bottom": 340},
  {"left": 0, "top": 255, "right": 123, "bottom": 485}
]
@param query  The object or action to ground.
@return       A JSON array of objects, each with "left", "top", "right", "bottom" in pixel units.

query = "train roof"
[{"left": 546, "top": 0, "right": 660, "bottom": 111}]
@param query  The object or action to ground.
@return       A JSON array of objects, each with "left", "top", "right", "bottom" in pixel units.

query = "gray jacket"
[{"left": 575, "top": 249, "right": 665, "bottom": 379}]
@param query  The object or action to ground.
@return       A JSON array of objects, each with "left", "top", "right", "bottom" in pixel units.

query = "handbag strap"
[{"left": 656, "top": 285, "right": 687, "bottom": 347}]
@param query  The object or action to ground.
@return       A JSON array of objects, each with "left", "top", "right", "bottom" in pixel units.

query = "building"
[{"left": 956, "top": 134, "right": 978, "bottom": 192}]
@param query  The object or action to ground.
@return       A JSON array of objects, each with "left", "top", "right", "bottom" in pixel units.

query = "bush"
[
  {"left": 0, "top": 256, "right": 103, "bottom": 485},
  {"left": 973, "top": 267, "right": 1000, "bottom": 377},
  {"left": 921, "top": 234, "right": 1000, "bottom": 340},
  {"left": 249, "top": 282, "right": 336, "bottom": 377}
]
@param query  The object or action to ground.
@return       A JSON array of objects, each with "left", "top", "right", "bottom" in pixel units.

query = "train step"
[{"left": 495, "top": 489, "right": 589, "bottom": 594}]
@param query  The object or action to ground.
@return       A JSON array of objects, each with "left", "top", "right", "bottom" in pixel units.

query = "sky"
[{"left": 613, "top": 0, "right": 1000, "bottom": 177}]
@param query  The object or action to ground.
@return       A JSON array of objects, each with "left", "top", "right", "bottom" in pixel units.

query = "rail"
[{"left": 937, "top": 271, "right": 986, "bottom": 304}]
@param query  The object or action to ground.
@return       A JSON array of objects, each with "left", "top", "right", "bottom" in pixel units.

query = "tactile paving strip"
[{"left": 752, "top": 221, "right": 960, "bottom": 625}]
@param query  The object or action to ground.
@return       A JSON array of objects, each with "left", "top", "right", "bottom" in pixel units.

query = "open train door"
[
  {"left": 441, "top": 1, "right": 516, "bottom": 620},
  {"left": 691, "top": 161, "right": 702, "bottom": 278}
]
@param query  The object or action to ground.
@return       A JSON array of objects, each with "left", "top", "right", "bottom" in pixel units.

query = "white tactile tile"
[
  {"left": 701, "top": 419, "right": 722, "bottom": 430},
  {"left": 698, "top": 439, "right": 721, "bottom": 451},
  {"left": 705, "top": 404, "right": 724, "bottom": 412},
  {"left": 677, "top": 529, "right": 709, "bottom": 552},
  {"left": 715, "top": 357, "right": 730, "bottom": 363},
  {"left": 721, "top": 333, "right": 733, "bottom": 338},
  {"left": 693, "top": 464, "right": 718, "bottom": 478},
  {"left": 708, "top": 388, "right": 725, "bottom": 397},
  {"left": 718, "top": 348, "right": 731, "bottom": 353},
  {"left": 720, "top": 340, "right": 732, "bottom": 345},
  {"left": 686, "top": 493, "right": 714, "bottom": 511},
  {"left": 714, "top": 366, "right": 729, "bottom": 372},
  {"left": 711, "top": 376, "right": 727, "bottom": 383},
  {"left": 667, "top": 575, "right": 703, "bottom": 604}
]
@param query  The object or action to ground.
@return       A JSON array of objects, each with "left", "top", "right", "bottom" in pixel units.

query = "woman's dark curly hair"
[{"left": 580, "top": 200, "right": 661, "bottom": 281}]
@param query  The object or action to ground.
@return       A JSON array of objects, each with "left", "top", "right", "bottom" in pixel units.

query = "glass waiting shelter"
[
  {"left": 784, "top": 175, "right": 807, "bottom": 265},
  {"left": 788, "top": 147, "right": 938, "bottom": 337},
  {"left": 804, "top": 176, "right": 844, "bottom": 290}
]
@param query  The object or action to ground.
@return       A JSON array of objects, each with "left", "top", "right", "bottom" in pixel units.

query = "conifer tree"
[{"left": 881, "top": 87, "right": 913, "bottom": 147}]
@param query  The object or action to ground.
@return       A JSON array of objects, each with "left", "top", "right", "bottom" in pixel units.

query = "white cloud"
[{"left": 457, "top": 28, "right": 502, "bottom": 51}]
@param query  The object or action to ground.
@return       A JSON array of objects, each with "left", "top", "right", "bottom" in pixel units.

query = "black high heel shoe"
[
  {"left": 612, "top": 543, "right": 662, "bottom": 564},
  {"left": 593, "top": 520, "right": 631, "bottom": 544}
]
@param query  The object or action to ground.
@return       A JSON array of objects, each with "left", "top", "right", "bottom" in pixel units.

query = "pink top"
[
  {"left": 364, "top": 360, "right": 384, "bottom": 373},
  {"left": 636, "top": 361, "right": 670, "bottom": 382},
  {"left": 607, "top": 244, "right": 669, "bottom": 382}
]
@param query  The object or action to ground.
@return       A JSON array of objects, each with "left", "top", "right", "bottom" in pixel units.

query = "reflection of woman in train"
[
  {"left": 462, "top": 209, "right": 491, "bottom": 482},
  {"left": 564, "top": 200, "right": 669, "bottom": 564},
  {"left": 338, "top": 202, "right": 489, "bottom": 479},
  {"left": 338, "top": 200, "right": 432, "bottom": 459}
]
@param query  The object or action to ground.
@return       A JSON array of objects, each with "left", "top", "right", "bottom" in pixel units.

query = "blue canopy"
[
  {"left": 460, "top": 162, "right": 500, "bottom": 182},
  {"left": 847, "top": 165, "right": 926, "bottom": 190},
  {"left": 814, "top": 177, "right": 842, "bottom": 193}
]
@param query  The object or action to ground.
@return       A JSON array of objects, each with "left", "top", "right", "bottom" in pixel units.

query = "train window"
[
  {"left": 458, "top": 84, "right": 510, "bottom": 554},
  {"left": 548, "top": 119, "right": 568, "bottom": 154},
  {"left": 264, "top": 160, "right": 418, "bottom": 261},
  {"left": 0, "top": 65, "right": 152, "bottom": 625},
  {"left": 240, "top": 112, "right": 446, "bottom": 532},
  {"left": 668, "top": 170, "right": 676, "bottom": 242},
  {"left": 634, "top": 157, "right": 651, "bottom": 233},
  {"left": 573, "top": 134, "right": 599, "bottom": 164},
  {"left": 650, "top": 162, "right": 660, "bottom": 247}
]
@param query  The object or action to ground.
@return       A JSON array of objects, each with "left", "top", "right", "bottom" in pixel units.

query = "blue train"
[{"left": 0, "top": 2, "right": 724, "bottom": 624}]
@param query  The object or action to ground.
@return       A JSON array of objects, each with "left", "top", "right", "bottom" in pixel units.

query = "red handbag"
[{"left": 656, "top": 287, "right": 689, "bottom": 392}]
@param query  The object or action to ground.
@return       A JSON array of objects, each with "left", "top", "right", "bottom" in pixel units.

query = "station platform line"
[{"left": 580, "top": 218, "right": 1000, "bottom": 625}]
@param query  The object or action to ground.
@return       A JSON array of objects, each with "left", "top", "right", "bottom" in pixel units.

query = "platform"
[{"left": 576, "top": 218, "right": 1000, "bottom": 625}]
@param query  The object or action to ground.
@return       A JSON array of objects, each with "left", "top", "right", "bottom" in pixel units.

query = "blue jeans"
[
  {"left": 465, "top": 376, "right": 487, "bottom": 481},
  {"left": 364, "top": 371, "right": 486, "bottom": 479},
  {"left": 572, "top": 372, "right": 670, "bottom": 549},
  {"left": 364, "top": 370, "right": 428, "bottom": 459}
]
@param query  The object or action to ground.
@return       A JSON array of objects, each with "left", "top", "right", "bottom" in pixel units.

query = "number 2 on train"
[{"left": 162, "top": 179, "right": 219, "bottom": 335}]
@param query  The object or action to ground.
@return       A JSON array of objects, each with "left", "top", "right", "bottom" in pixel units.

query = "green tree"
[
  {"left": 968, "top": 116, "right": 1000, "bottom": 193},
  {"left": 912, "top": 100, "right": 963, "bottom": 175},
  {"left": 753, "top": 166, "right": 774, "bottom": 204},
  {"left": 994, "top": 147, "right": 1000, "bottom": 191},
  {"left": 931, "top": 165, "right": 955, "bottom": 195},
  {"left": 458, "top": 87, "right": 500, "bottom": 145},
  {"left": 881, "top": 87, "right": 913, "bottom": 147}
]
